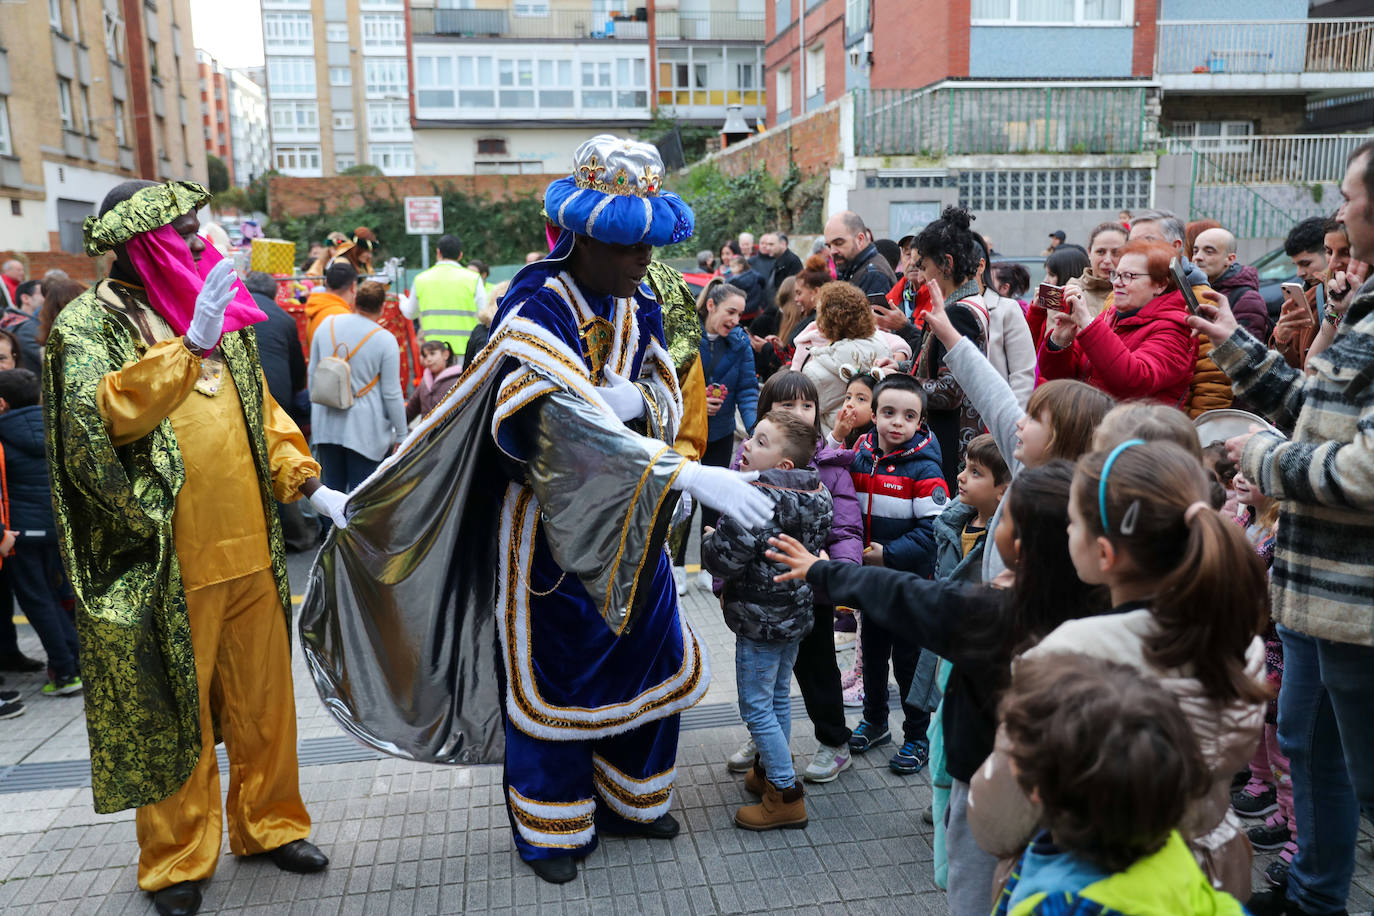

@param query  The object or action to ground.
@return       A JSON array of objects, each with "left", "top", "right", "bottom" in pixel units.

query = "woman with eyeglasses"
[{"left": 1037, "top": 239, "right": 1196, "bottom": 405}]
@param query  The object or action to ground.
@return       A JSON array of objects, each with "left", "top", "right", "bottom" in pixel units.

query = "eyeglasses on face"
[{"left": 1109, "top": 270, "right": 1145, "bottom": 284}]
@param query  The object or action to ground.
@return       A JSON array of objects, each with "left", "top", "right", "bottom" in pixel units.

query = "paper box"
[{"left": 250, "top": 238, "right": 297, "bottom": 275}]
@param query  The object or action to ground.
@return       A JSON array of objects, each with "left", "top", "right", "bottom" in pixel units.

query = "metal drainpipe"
[{"left": 798, "top": 0, "right": 806, "bottom": 114}]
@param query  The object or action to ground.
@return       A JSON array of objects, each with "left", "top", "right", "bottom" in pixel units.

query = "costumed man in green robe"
[{"left": 44, "top": 180, "right": 351, "bottom": 916}]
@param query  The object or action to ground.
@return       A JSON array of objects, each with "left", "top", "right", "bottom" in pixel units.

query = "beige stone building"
[{"left": 0, "top": 0, "right": 206, "bottom": 253}]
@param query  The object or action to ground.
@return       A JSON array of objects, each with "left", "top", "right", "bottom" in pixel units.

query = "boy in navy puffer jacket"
[
  {"left": 847, "top": 374, "right": 948, "bottom": 775},
  {"left": 0, "top": 369, "right": 82, "bottom": 696}
]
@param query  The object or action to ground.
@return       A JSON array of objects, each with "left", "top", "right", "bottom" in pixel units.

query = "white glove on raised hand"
[
  {"left": 673, "top": 463, "right": 773, "bottom": 530},
  {"left": 309, "top": 485, "right": 350, "bottom": 530},
  {"left": 596, "top": 367, "right": 645, "bottom": 422},
  {"left": 186, "top": 259, "right": 238, "bottom": 352}
]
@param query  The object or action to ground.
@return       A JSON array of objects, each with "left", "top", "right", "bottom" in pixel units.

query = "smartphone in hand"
[
  {"left": 1280, "top": 282, "right": 1308, "bottom": 311},
  {"left": 1169, "top": 258, "right": 1200, "bottom": 315}
]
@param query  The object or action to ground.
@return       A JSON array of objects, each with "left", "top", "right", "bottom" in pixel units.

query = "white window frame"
[
  {"left": 366, "top": 100, "right": 410, "bottom": 138},
  {"left": 364, "top": 58, "right": 407, "bottom": 98},
  {"left": 970, "top": 0, "right": 1132, "bottom": 26},
  {"left": 415, "top": 55, "right": 456, "bottom": 111},
  {"left": 272, "top": 144, "right": 322, "bottom": 175},
  {"left": 844, "top": 0, "right": 868, "bottom": 35},
  {"left": 68, "top": 0, "right": 81, "bottom": 41},
  {"left": 776, "top": 66, "right": 792, "bottom": 119},
  {"left": 326, "top": 23, "right": 349, "bottom": 42},
  {"left": 1171, "top": 120, "right": 1254, "bottom": 153},
  {"left": 112, "top": 98, "right": 126, "bottom": 147},
  {"left": 263, "top": 12, "right": 314, "bottom": 51},
  {"left": 514, "top": 1, "right": 550, "bottom": 14},
  {"left": 267, "top": 57, "right": 315, "bottom": 96},
  {"left": 103, "top": 9, "right": 123, "bottom": 60},
  {"left": 270, "top": 100, "right": 319, "bottom": 138},
  {"left": 329, "top": 66, "right": 352, "bottom": 87},
  {"left": 79, "top": 85, "right": 92, "bottom": 136},
  {"left": 57, "top": 78, "right": 74, "bottom": 130},
  {"left": 367, "top": 142, "right": 414, "bottom": 175},
  {"left": 48, "top": 0, "right": 62, "bottom": 30},
  {"left": 335, "top": 154, "right": 356, "bottom": 172},
  {"left": 332, "top": 110, "right": 355, "bottom": 130},
  {"left": 360, "top": 14, "right": 406, "bottom": 53},
  {"left": 457, "top": 55, "right": 496, "bottom": 109},
  {"left": 804, "top": 44, "right": 824, "bottom": 99},
  {"left": 0, "top": 97, "right": 11, "bottom": 156},
  {"left": 261, "top": 0, "right": 311, "bottom": 6}
]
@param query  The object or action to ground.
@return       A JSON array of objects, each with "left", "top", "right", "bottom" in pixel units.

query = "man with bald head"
[
  {"left": 823, "top": 209, "right": 897, "bottom": 296},
  {"left": 1193, "top": 226, "right": 1270, "bottom": 338},
  {"left": 1128, "top": 208, "right": 1208, "bottom": 286},
  {"left": 1, "top": 259, "right": 24, "bottom": 309}
]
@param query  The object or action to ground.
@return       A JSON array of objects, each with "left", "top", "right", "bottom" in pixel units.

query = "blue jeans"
[
  {"left": 735, "top": 635, "right": 801, "bottom": 789},
  {"left": 4, "top": 545, "right": 79, "bottom": 679},
  {"left": 1277, "top": 625, "right": 1363, "bottom": 914}
]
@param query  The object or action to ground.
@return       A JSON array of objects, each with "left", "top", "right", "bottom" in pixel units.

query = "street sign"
[{"left": 404, "top": 197, "right": 444, "bottom": 235}]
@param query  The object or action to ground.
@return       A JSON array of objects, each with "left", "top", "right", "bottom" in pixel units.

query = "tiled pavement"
[{"left": 2, "top": 548, "right": 1374, "bottom": 914}]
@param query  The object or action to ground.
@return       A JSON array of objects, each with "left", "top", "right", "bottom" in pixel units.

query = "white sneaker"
[
  {"left": 695, "top": 570, "right": 714, "bottom": 592},
  {"left": 672, "top": 565, "right": 687, "bottom": 597},
  {"left": 726, "top": 736, "right": 757, "bottom": 773},
  {"left": 802, "top": 743, "right": 852, "bottom": 783}
]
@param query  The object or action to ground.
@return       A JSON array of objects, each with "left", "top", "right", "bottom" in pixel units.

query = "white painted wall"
[{"left": 413, "top": 127, "right": 597, "bottom": 176}]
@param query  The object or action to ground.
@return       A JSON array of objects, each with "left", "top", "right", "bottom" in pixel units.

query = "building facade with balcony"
[
  {"left": 408, "top": 0, "right": 767, "bottom": 175},
  {"left": 261, "top": 0, "right": 414, "bottom": 178},
  {"left": 229, "top": 68, "right": 270, "bottom": 187},
  {"left": 0, "top": 0, "right": 206, "bottom": 253},
  {"left": 197, "top": 50, "right": 234, "bottom": 182}
]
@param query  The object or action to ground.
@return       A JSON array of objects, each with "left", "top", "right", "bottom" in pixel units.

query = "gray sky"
[{"left": 190, "top": 0, "right": 264, "bottom": 69}]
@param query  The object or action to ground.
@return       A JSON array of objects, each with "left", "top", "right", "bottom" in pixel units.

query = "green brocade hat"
[{"left": 82, "top": 180, "right": 211, "bottom": 257}]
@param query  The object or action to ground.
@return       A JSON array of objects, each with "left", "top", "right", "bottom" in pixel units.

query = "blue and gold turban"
[{"left": 544, "top": 135, "right": 694, "bottom": 247}]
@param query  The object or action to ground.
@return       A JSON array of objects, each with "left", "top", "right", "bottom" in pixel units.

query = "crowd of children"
[{"left": 696, "top": 275, "right": 1312, "bottom": 913}]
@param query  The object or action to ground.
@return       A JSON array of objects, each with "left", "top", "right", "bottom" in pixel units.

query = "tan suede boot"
[
  {"left": 744, "top": 760, "right": 766, "bottom": 796},
  {"left": 734, "top": 780, "right": 808, "bottom": 831}
]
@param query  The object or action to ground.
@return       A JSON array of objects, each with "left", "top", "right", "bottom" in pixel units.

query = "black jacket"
[
  {"left": 0, "top": 310, "right": 41, "bottom": 375},
  {"left": 250, "top": 292, "right": 306, "bottom": 414},
  {"left": 0, "top": 404, "right": 57, "bottom": 540},
  {"left": 837, "top": 243, "right": 898, "bottom": 298},
  {"left": 808, "top": 560, "right": 1003, "bottom": 782},
  {"left": 771, "top": 248, "right": 803, "bottom": 291},
  {"left": 729, "top": 267, "right": 768, "bottom": 320},
  {"left": 702, "top": 467, "right": 833, "bottom": 642}
]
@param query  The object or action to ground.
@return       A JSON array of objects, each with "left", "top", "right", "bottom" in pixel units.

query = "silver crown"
[{"left": 571, "top": 134, "right": 665, "bottom": 198}]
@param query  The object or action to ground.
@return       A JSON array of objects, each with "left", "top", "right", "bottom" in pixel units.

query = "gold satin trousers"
[{"left": 134, "top": 568, "right": 310, "bottom": 890}]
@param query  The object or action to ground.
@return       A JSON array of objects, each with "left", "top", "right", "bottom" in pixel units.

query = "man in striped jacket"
[
  {"left": 846, "top": 373, "right": 948, "bottom": 776},
  {"left": 1193, "top": 140, "right": 1374, "bottom": 916}
]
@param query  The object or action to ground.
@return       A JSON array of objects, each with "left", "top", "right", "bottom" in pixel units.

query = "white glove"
[
  {"left": 597, "top": 367, "right": 645, "bottom": 422},
  {"left": 186, "top": 259, "right": 237, "bottom": 352},
  {"left": 673, "top": 463, "right": 773, "bottom": 530},
  {"left": 309, "top": 485, "right": 350, "bottom": 530}
]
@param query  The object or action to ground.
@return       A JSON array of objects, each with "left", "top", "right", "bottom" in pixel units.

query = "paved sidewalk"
[{"left": 2, "top": 549, "right": 1373, "bottom": 914}]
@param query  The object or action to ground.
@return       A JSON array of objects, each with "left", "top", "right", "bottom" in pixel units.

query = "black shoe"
[
  {"left": 0, "top": 689, "right": 18, "bottom": 702},
  {"left": 1231, "top": 768, "right": 1251, "bottom": 793},
  {"left": 265, "top": 839, "right": 329, "bottom": 873},
  {"left": 1232, "top": 784, "right": 1278, "bottom": 818},
  {"left": 527, "top": 856, "right": 578, "bottom": 884},
  {"left": 595, "top": 812, "right": 680, "bottom": 839},
  {"left": 151, "top": 881, "right": 202, "bottom": 916},
  {"left": 1248, "top": 817, "right": 1292, "bottom": 851},
  {"left": 1265, "top": 856, "right": 1291, "bottom": 889},
  {"left": 0, "top": 652, "right": 44, "bottom": 673},
  {"left": 0, "top": 698, "right": 23, "bottom": 719},
  {"left": 1247, "top": 887, "right": 1348, "bottom": 916}
]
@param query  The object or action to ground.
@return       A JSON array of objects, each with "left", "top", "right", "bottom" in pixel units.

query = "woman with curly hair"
[{"left": 796, "top": 281, "right": 909, "bottom": 433}]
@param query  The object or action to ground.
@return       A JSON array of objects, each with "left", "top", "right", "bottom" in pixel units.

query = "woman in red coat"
[{"left": 1037, "top": 239, "right": 1195, "bottom": 405}]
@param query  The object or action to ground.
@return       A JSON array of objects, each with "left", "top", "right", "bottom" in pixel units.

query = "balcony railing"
[
  {"left": 412, "top": 7, "right": 765, "bottom": 41},
  {"left": 854, "top": 85, "right": 1150, "bottom": 157},
  {"left": 1162, "top": 133, "right": 1372, "bottom": 184},
  {"left": 1155, "top": 18, "right": 1374, "bottom": 76},
  {"left": 413, "top": 7, "right": 645, "bottom": 40}
]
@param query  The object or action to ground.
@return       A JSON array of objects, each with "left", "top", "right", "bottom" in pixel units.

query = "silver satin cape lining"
[{"left": 298, "top": 320, "right": 686, "bottom": 765}]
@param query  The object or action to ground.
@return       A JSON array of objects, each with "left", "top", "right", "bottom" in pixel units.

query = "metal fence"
[
  {"left": 853, "top": 85, "right": 1150, "bottom": 157},
  {"left": 411, "top": 7, "right": 764, "bottom": 41},
  {"left": 1155, "top": 18, "right": 1374, "bottom": 75},
  {"left": 1162, "top": 133, "right": 1372, "bottom": 185}
]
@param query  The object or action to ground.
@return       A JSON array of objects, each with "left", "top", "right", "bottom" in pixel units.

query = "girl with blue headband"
[{"left": 969, "top": 439, "right": 1271, "bottom": 899}]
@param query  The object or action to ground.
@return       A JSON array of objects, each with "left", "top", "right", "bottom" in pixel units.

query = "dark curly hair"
[
  {"left": 815, "top": 281, "right": 875, "bottom": 342},
  {"left": 913, "top": 206, "right": 980, "bottom": 285}
]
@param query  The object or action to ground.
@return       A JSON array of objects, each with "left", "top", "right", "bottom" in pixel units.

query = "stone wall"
[
  {"left": 267, "top": 173, "right": 550, "bottom": 221},
  {"left": 703, "top": 102, "right": 841, "bottom": 181}
]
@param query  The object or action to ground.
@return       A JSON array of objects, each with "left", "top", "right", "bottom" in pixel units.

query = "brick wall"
[
  {"left": 708, "top": 103, "right": 841, "bottom": 181},
  {"left": 1131, "top": 0, "right": 1159, "bottom": 78},
  {"left": 268, "top": 173, "right": 551, "bottom": 220},
  {"left": 873, "top": 0, "right": 969, "bottom": 88},
  {"left": 0, "top": 250, "right": 109, "bottom": 285},
  {"left": 1161, "top": 95, "right": 1307, "bottom": 135}
]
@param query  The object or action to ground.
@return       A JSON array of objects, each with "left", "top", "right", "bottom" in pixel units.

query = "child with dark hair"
[
  {"left": 828, "top": 371, "right": 877, "bottom": 450},
  {"left": 0, "top": 369, "right": 82, "bottom": 696},
  {"left": 406, "top": 339, "right": 462, "bottom": 421},
  {"left": 847, "top": 373, "right": 946, "bottom": 775},
  {"left": 721, "top": 371, "right": 864, "bottom": 784},
  {"left": 701, "top": 410, "right": 833, "bottom": 830},
  {"left": 993, "top": 653, "right": 1245, "bottom": 915}
]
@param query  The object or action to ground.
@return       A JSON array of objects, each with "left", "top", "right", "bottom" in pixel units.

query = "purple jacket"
[
  {"left": 1211, "top": 264, "right": 1270, "bottom": 340},
  {"left": 730, "top": 437, "right": 863, "bottom": 565}
]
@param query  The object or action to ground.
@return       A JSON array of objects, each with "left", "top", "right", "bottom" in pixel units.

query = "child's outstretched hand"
[
  {"left": 767, "top": 534, "right": 821, "bottom": 582},
  {"left": 831, "top": 405, "right": 856, "bottom": 443}
]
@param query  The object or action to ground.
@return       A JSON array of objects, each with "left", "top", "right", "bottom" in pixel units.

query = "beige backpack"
[{"left": 310, "top": 316, "right": 382, "bottom": 410}]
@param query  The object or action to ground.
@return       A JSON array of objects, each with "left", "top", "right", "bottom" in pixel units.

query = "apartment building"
[
  {"left": 0, "top": 0, "right": 206, "bottom": 252},
  {"left": 261, "top": 0, "right": 414, "bottom": 177},
  {"left": 758, "top": 0, "right": 1372, "bottom": 253},
  {"left": 407, "top": 0, "right": 767, "bottom": 175},
  {"left": 229, "top": 67, "right": 270, "bottom": 187},
  {"left": 197, "top": 49, "right": 233, "bottom": 181}
]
